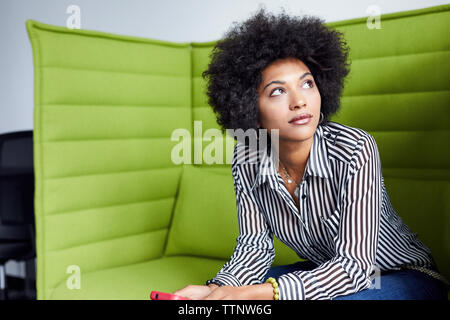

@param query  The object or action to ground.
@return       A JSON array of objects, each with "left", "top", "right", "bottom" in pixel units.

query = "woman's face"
[{"left": 257, "top": 57, "right": 321, "bottom": 143}]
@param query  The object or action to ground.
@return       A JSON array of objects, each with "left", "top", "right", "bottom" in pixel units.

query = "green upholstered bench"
[{"left": 26, "top": 4, "right": 449, "bottom": 299}]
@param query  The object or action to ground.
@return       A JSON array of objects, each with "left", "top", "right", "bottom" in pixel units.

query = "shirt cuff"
[
  {"left": 277, "top": 272, "right": 306, "bottom": 300},
  {"left": 205, "top": 272, "right": 242, "bottom": 287}
]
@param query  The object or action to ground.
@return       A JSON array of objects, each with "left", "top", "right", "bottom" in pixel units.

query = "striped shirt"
[{"left": 206, "top": 121, "right": 436, "bottom": 300}]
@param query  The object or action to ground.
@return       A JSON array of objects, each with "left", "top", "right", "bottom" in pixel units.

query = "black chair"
[{"left": 0, "top": 130, "right": 36, "bottom": 300}]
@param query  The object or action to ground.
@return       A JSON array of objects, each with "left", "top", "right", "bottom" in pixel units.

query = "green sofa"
[{"left": 26, "top": 4, "right": 449, "bottom": 299}]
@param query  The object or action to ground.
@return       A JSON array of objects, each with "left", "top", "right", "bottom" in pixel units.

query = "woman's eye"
[
  {"left": 270, "top": 80, "right": 314, "bottom": 97},
  {"left": 303, "top": 80, "right": 314, "bottom": 89},
  {"left": 270, "top": 88, "right": 283, "bottom": 97}
]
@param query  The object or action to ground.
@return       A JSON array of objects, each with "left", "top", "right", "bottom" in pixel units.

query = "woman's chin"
[
  {"left": 280, "top": 125, "right": 316, "bottom": 141},
  {"left": 280, "top": 133, "right": 314, "bottom": 143}
]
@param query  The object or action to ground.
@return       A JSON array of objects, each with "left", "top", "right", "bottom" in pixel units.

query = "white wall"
[{"left": 0, "top": 0, "right": 448, "bottom": 278}]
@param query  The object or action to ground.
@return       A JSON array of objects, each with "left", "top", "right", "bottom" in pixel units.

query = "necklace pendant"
[{"left": 287, "top": 179, "right": 292, "bottom": 183}]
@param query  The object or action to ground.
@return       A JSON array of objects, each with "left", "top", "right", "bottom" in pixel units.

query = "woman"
[{"left": 173, "top": 8, "right": 448, "bottom": 300}]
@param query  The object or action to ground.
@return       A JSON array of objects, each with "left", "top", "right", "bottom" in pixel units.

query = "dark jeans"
[{"left": 263, "top": 260, "right": 448, "bottom": 300}]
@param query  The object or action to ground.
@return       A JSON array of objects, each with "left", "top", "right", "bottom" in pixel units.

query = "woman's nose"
[{"left": 289, "top": 92, "right": 307, "bottom": 110}]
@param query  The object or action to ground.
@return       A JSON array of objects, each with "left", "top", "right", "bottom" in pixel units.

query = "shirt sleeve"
[
  {"left": 206, "top": 143, "right": 275, "bottom": 287},
  {"left": 277, "top": 133, "right": 382, "bottom": 300}
]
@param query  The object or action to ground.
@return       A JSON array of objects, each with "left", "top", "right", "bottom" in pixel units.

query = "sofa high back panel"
[
  {"left": 26, "top": 4, "right": 449, "bottom": 299},
  {"left": 26, "top": 21, "right": 194, "bottom": 298},
  {"left": 328, "top": 7, "right": 450, "bottom": 278}
]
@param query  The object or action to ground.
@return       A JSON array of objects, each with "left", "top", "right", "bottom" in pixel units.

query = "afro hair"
[{"left": 201, "top": 7, "right": 351, "bottom": 135}]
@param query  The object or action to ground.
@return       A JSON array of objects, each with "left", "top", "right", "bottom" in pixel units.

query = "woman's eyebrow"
[{"left": 263, "top": 72, "right": 312, "bottom": 92}]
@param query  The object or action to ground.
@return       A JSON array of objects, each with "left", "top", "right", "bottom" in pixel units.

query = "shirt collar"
[{"left": 250, "top": 124, "right": 338, "bottom": 192}]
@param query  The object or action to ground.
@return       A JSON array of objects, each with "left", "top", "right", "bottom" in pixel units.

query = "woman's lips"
[{"left": 289, "top": 114, "right": 313, "bottom": 125}]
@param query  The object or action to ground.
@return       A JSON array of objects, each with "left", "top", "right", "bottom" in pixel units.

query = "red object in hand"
[{"left": 150, "top": 291, "right": 190, "bottom": 300}]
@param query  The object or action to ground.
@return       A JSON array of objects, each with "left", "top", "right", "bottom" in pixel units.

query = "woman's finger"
[{"left": 173, "top": 284, "right": 191, "bottom": 296}]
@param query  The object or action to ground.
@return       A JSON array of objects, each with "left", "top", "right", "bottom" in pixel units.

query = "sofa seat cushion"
[
  {"left": 164, "top": 165, "right": 238, "bottom": 259},
  {"left": 50, "top": 256, "right": 228, "bottom": 299}
]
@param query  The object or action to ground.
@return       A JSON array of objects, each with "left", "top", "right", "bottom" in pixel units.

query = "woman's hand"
[
  {"left": 203, "top": 283, "right": 274, "bottom": 300},
  {"left": 173, "top": 284, "right": 217, "bottom": 300}
]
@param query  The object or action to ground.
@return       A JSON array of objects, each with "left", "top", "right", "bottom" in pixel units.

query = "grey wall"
[{"left": 0, "top": 0, "right": 448, "bottom": 277}]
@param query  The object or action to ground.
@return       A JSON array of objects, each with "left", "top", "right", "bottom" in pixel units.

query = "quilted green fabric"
[
  {"left": 164, "top": 165, "right": 300, "bottom": 265},
  {"left": 26, "top": 4, "right": 449, "bottom": 299}
]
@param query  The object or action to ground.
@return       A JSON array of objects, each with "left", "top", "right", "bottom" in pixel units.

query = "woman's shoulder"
[
  {"left": 324, "top": 121, "right": 376, "bottom": 145},
  {"left": 323, "top": 121, "right": 379, "bottom": 169}
]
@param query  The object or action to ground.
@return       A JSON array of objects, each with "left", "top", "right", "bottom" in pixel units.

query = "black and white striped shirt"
[{"left": 206, "top": 121, "right": 435, "bottom": 300}]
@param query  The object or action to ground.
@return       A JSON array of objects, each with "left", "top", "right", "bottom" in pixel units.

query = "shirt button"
[{"left": 302, "top": 194, "right": 307, "bottom": 199}]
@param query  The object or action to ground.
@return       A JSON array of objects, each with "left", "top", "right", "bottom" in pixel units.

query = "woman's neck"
[{"left": 276, "top": 135, "right": 314, "bottom": 178}]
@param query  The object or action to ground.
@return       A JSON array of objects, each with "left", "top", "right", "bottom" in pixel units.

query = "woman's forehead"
[
  {"left": 264, "top": 58, "right": 309, "bottom": 73},
  {"left": 261, "top": 58, "right": 311, "bottom": 83}
]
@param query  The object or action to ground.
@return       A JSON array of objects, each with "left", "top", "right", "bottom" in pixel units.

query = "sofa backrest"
[
  {"left": 26, "top": 20, "right": 194, "bottom": 299},
  {"left": 329, "top": 5, "right": 450, "bottom": 279}
]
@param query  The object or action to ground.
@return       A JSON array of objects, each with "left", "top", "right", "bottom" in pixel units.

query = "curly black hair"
[{"left": 202, "top": 7, "right": 350, "bottom": 135}]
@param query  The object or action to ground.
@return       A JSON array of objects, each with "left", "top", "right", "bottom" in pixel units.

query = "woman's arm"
[
  {"left": 205, "top": 143, "right": 276, "bottom": 288},
  {"left": 203, "top": 283, "right": 275, "bottom": 300},
  {"left": 206, "top": 184, "right": 276, "bottom": 287},
  {"left": 276, "top": 133, "right": 382, "bottom": 300}
]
